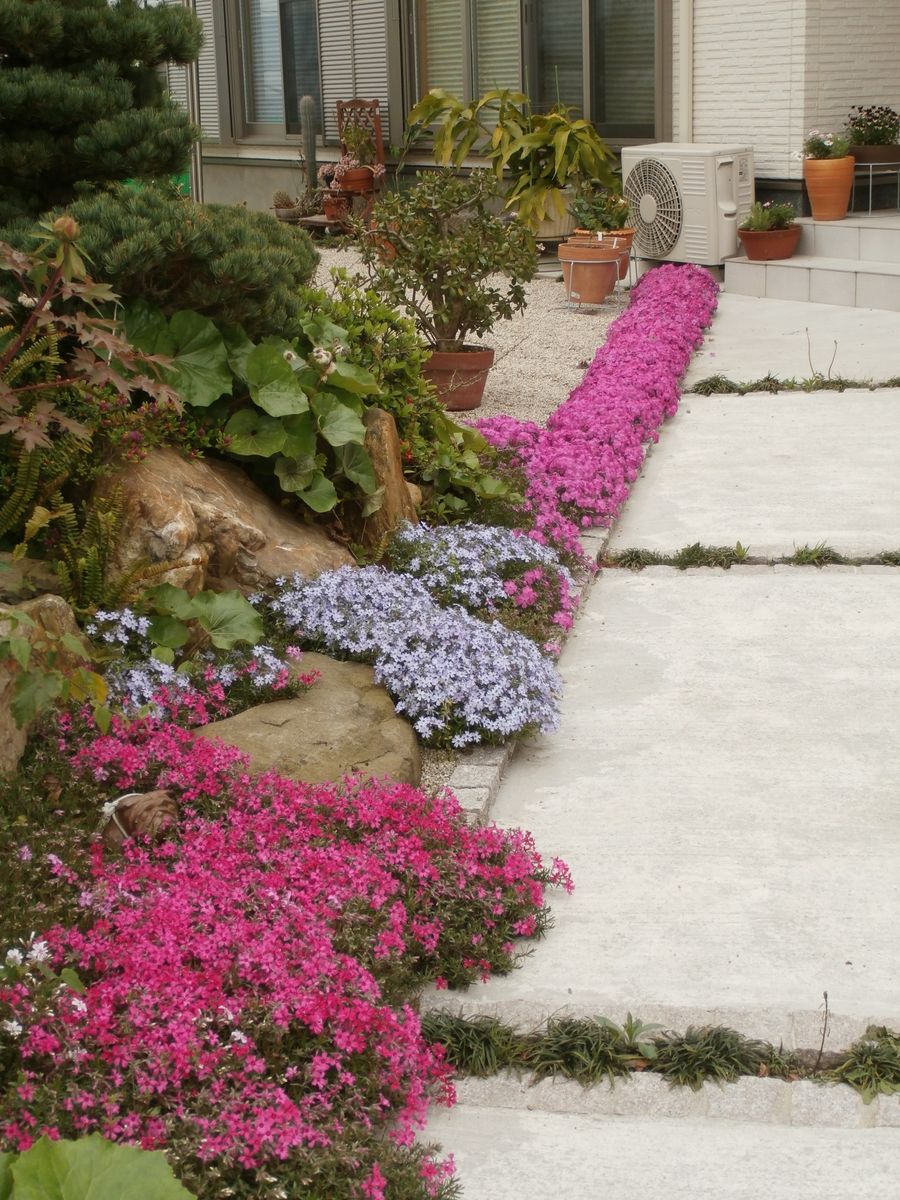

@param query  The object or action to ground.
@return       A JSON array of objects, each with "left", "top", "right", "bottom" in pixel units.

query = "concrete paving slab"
[
  {"left": 446, "top": 570, "right": 900, "bottom": 1041},
  {"left": 609, "top": 392, "right": 900, "bottom": 557},
  {"left": 425, "top": 1105, "right": 900, "bottom": 1200},
  {"left": 686, "top": 292, "right": 900, "bottom": 385}
]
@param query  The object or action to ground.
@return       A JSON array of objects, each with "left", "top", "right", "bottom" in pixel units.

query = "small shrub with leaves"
[{"left": 739, "top": 201, "right": 796, "bottom": 232}]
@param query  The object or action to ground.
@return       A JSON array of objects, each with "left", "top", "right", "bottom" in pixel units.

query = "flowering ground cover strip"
[
  {"left": 476, "top": 264, "right": 720, "bottom": 558},
  {"left": 266, "top": 566, "right": 562, "bottom": 747},
  {"left": 387, "top": 521, "right": 578, "bottom": 656},
  {"left": 1, "top": 715, "right": 571, "bottom": 1199}
]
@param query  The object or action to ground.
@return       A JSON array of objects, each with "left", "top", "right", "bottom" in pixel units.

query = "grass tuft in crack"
[
  {"left": 653, "top": 1026, "right": 771, "bottom": 1091},
  {"left": 789, "top": 542, "right": 846, "bottom": 566},
  {"left": 829, "top": 1026, "right": 900, "bottom": 1102}
]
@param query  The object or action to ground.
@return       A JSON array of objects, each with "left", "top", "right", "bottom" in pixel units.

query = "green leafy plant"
[
  {"left": 846, "top": 104, "right": 900, "bottom": 146},
  {"left": 307, "top": 270, "right": 519, "bottom": 520},
  {"left": 570, "top": 183, "right": 632, "bottom": 233},
  {"left": 404, "top": 89, "right": 616, "bottom": 229},
  {"left": 361, "top": 170, "right": 537, "bottom": 353},
  {"left": 0, "top": 606, "right": 109, "bottom": 731},
  {"left": 142, "top": 583, "right": 263, "bottom": 661},
  {"left": 829, "top": 1026, "right": 900, "bottom": 1102},
  {"left": 420, "top": 1012, "right": 520, "bottom": 1078},
  {"left": 789, "top": 542, "right": 845, "bottom": 566},
  {"left": 124, "top": 301, "right": 381, "bottom": 515},
  {"left": 520, "top": 1014, "right": 662, "bottom": 1085},
  {"left": 739, "top": 201, "right": 796, "bottom": 232},
  {"left": 0, "top": 1134, "right": 193, "bottom": 1199}
]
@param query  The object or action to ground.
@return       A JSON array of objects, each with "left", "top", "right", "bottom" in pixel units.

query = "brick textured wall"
[{"left": 671, "top": 0, "right": 899, "bottom": 180}]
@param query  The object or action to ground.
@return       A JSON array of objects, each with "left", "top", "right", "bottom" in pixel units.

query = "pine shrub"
[
  {"left": 53, "top": 185, "right": 320, "bottom": 338},
  {"left": 0, "top": 0, "right": 202, "bottom": 223}
]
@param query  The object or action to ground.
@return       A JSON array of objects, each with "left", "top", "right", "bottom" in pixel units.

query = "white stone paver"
[
  {"left": 609, "top": 391, "right": 900, "bottom": 557},
  {"left": 426, "top": 1106, "right": 900, "bottom": 1200},
  {"left": 432, "top": 569, "right": 900, "bottom": 1038}
]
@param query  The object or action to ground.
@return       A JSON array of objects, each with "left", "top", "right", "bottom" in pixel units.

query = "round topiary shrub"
[{"left": 48, "top": 184, "right": 320, "bottom": 339}]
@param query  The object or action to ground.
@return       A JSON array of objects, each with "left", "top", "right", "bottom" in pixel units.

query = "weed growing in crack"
[
  {"left": 420, "top": 1012, "right": 519, "bottom": 1078},
  {"left": 829, "top": 1026, "right": 900, "bottom": 1102},
  {"left": 789, "top": 542, "right": 846, "bottom": 566},
  {"left": 654, "top": 1026, "right": 770, "bottom": 1091}
]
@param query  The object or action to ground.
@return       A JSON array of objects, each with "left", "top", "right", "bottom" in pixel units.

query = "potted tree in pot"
[
  {"left": 846, "top": 104, "right": 900, "bottom": 164},
  {"left": 802, "top": 128, "right": 854, "bottom": 220},
  {"left": 403, "top": 88, "right": 616, "bottom": 238},
  {"left": 359, "top": 169, "right": 537, "bottom": 411},
  {"left": 737, "top": 200, "right": 801, "bottom": 261}
]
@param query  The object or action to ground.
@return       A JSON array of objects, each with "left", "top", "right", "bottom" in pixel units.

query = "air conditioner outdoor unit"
[{"left": 620, "top": 143, "right": 755, "bottom": 265}]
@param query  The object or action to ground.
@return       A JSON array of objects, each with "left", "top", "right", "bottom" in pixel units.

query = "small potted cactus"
[{"left": 271, "top": 190, "right": 299, "bottom": 222}]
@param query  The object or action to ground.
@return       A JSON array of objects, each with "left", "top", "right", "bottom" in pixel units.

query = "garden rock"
[
  {"left": 0, "top": 594, "right": 82, "bottom": 776},
  {"left": 196, "top": 651, "right": 421, "bottom": 786},
  {"left": 103, "top": 448, "right": 353, "bottom": 594},
  {"left": 0, "top": 553, "right": 59, "bottom": 603},
  {"left": 356, "top": 407, "right": 419, "bottom": 546}
]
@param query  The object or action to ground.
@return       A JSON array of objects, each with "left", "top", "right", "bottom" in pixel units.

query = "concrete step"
[
  {"left": 796, "top": 213, "right": 900, "bottom": 261},
  {"left": 447, "top": 1072, "right": 900, "bottom": 1130},
  {"left": 725, "top": 253, "right": 900, "bottom": 310},
  {"left": 425, "top": 1105, "right": 900, "bottom": 1200}
]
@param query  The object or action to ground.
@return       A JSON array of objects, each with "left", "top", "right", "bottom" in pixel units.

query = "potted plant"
[
  {"left": 318, "top": 123, "right": 386, "bottom": 196},
  {"left": 271, "top": 189, "right": 299, "bottom": 222},
  {"left": 846, "top": 104, "right": 900, "bottom": 164},
  {"left": 360, "top": 169, "right": 537, "bottom": 411},
  {"left": 320, "top": 187, "right": 350, "bottom": 223},
  {"left": 802, "top": 128, "right": 854, "bottom": 220},
  {"left": 403, "top": 88, "right": 616, "bottom": 236},
  {"left": 736, "top": 200, "right": 801, "bottom": 261},
  {"left": 567, "top": 182, "right": 635, "bottom": 282}
]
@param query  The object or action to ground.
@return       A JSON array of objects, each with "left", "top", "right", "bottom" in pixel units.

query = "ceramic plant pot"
[
  {"left": 571, "top": 228, "right": 635, "bottom": 279},
  {"left": 737, "top": 224, "right": 802, "bottom": 261},
  {"left": 322, "top": 193, "right": 349, "bottom": 222},
  {"left": 336, "top": 167, "right": 375, "bottom": 194},
  {"left": 422, "top": 346, "right": 495, "bottom": 411},
  {"left": 803, "top": 156, "right": 854, "bottom": 221}
]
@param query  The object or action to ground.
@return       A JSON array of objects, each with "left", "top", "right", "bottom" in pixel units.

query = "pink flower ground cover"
[
  {"left": 477, "top": 264, "right": 719, "bottom": 557},
  {"left": 0, "top": 714, "right": 571, "bottom": 1199}
]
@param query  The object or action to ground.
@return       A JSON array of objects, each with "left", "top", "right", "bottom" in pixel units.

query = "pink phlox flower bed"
[
  {"left": 0, "top": 713, "right": 571, "bottom": 1198},
  {"left": 477, "top": 264, "right": 719, "bottom": 558}
]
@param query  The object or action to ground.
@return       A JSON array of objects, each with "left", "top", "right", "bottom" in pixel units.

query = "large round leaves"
[{"left": 223, "top": 409, "right": 286, "bottom": 458}]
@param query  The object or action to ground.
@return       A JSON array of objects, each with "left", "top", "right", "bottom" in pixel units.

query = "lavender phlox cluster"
[
  {"left": 268, "top": 566, "right": 561, "bottom": 746},
  {"left": 88, "top": 608, "right": 292, "bottom": 712},
  {"left": 388, "top": 521, "right": 574, "bottom": 610}
]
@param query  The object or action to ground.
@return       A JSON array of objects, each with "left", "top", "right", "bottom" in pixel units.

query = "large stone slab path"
[{"left": 424, "top": 294, "right": 900, "bottom": 1194}]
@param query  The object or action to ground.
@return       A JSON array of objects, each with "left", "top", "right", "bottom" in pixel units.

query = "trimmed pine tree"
[{"left": 0, "top": 0, "right": 202, "bottom": 224}]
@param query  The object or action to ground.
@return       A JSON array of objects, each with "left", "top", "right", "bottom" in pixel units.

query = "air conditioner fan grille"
[{"left": 624, "top": 158, "right": 684, "bottom": 257}]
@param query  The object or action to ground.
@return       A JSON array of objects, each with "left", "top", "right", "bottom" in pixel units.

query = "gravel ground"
[{"left": 314, "top": 243, "right": 624, "bottom": 791}]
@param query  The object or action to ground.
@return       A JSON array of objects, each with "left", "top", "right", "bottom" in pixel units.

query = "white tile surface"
[
  {"left": 809, "top": 267, "right": 856, "bottom": 306},
  {"left": 766, "top": 264, "right": 810, "bottom": 301}
]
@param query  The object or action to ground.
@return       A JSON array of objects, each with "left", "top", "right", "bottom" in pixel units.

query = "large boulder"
[
  {"left": 0, "top": 594, "right": 82, "bottom": 776},
  {"left": 354, "top": 408, "right": 419, "bottom": 548},
  {"left": 196, "top": 651, "right": 421, "bottom": 786},
  {"left": 102, "top": 448, "right": 353, "bottom": 594}
]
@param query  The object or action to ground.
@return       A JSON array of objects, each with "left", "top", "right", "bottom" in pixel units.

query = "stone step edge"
[
  {"left": 449, "top": 1070, "right": 900, "bottom": 1130},
  {"left": 726, "top": 254, "right": 900, "bottom": 276}
]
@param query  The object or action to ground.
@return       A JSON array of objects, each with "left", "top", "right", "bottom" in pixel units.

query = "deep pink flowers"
[{"left": 477, "top": 264, "right": 719, "bottom": 557}]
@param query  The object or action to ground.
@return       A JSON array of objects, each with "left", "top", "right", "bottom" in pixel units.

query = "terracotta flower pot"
[
  {"left": 322, "top": 193, "right": 349, "bottom": 222},
  {"left": 567, "top": 231, "right": 633, "bottom": 279},
  {"left": 736, "top": 224, "right": 802, "bottom": 261},
  {"left": 422, "top": 346, "right": 495, "bottom": 411},
  {"left": 558, "top": 240, "right": 624, "bottom": 304},
  {"left": 336, "top": 166, "right": 375, "bottom": 194},
  {"left": 803, "top": 156, "right": 854, "bottom": 221}
]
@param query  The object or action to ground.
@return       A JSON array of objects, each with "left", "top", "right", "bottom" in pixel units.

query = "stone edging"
[{"left": 453, "top": 1071, "right": 900, "bottom": 1130}]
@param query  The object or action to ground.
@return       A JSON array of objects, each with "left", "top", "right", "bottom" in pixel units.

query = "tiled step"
[
  {"left": 796, "top": 213, "right": 900, "bottom": 261},
  {"left": 725, "top": 253, "right": 900, "bottom": 310}
]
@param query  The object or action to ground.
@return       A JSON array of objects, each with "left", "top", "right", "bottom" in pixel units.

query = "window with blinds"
[
  {"left": 590, "top": 0, "right": 656, "bottom": 138},
  {"left": 411, "top": 0, "right": 520, "bottom": 103},
  {"left": 280, "top": 0, "right": 322, "bottom": 134},
  {"left": 241, "top": 0, "right": 285, "bottom": 124}
]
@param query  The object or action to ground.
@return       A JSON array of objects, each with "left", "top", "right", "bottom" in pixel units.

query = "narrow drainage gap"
[{"left": 600, "top": 543, "right": 900, "bottom": 571}]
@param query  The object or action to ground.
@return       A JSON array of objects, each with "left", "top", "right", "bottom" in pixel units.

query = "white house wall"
[
  {"left": 671, "top": 0, "right": 808, "bottom": 180},
  {"left": 804, "top": 0, "right": 900, "bottom": 140}
]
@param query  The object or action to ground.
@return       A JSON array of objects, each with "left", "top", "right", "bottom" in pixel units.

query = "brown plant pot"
[
  {"left": 567, "top": 231, "right": 632, "bottom": 279},
  {"left": 850, "top": 144, "right": 900, "bottom": 165},
  {"left": 336, "top": 167, "right": 375, "bottom": 194},
  {"left": 803, "top": 156, "right": 854, "bottom": 221},
  {"left": 322, "top": 193, "right": 349, "bottom": 222},
  {"left": 737, "top": 223, "right": 802, "bottom": 261},
  {"left": 558, "top": 242, "right": 623, "bottom": 304},
  {"left": 422, "top": 346, "right": 495, "bottom": 411}
]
